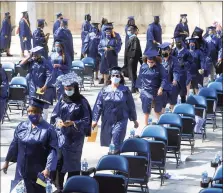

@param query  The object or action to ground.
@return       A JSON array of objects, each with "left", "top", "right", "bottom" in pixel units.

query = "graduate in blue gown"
[
  {"left": 125, "top": 16, "right": 136, "bottom": 47},
  {"left": 50, "top": 72, "right": 92, "bottom": 192},
  {"left": 171, "top": 36, "right": 193, "bottom": 103},
  {"left": 0, "top": 64, "right": 9, "bottom": 124},
  {"left": 18, "top": 11, "right": 32, "bottom": 57},
  {"left": 33, "top": 19, "right": 50, "bottom": 59},
  {"left": 82, "top": 22, "right": 101, "bottom": 80},
  {"left": 136, "top": 50, "right": 170, "bottom": 125},
  {"left": 186, "top": 37, "right": 205, "bottom": 94},
  {"left": 49, "top": 41, "right": 71, "bottom": 100},
  {"left": 54, "top": 19, "right": 74, "bottom": 63},
  {"left": 144, "top": 16, "right": 162, "bottom": 53},
  {"left": 98, "top": 27, "right": 121, "bottom": 84},
  {"left": 3, "top": 97, "right": 58, "bottom": 193},
  {"left": 20, "top": 46, "right": 54, "bottom": 120},
  {"left": 174, "top": 14, "right": 189, "bottom": 45},
  {"left": 81, "top": 14, "right": 92, "bottom": 59},
  {"left": 53, "top": 12, "right": 63, "bottom": 34},
  {"left": 0, "top": 12, "right": 13, "bottom": 57},
  {"left": 158, "top": 42, "right": 180, "bottom": 110},
  {"left": 92, "top": 67, "right": 138, "bottom": 153}
]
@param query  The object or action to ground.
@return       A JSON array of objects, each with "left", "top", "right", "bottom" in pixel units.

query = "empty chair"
[
  {"left": 199, "top": 188, "right": 223, "bottom": 193},
  {"left": 187, "top": 95, "right": 208, "bottom": 140},
  {"left": 211, "top": 165, "right": 223, "bottom": 189},
  {"left": 8, "top": 77, "right": 28, "bottom": 116},
  {"left": 15, "top": 64, "right": 28, "bottom": 77},
  {"left": 94, "top": 155, "right": 129, "bottom": 193},
  {"left": 173, "top": 104, "right": 196, "bottom": 154},
  {"left": 198, "top": 87, "right": 218, "bottom": 131},
  {"left": 63, "top": 176, "right": 99, "bottom": 193},
  {"left": 120, "top": 138, "right": 150, "bottom": 193},
  {"left": 208, "top": 82, "right": 223, "bottom": 116},
  {"left": 82, "top": 57, "right": 95, "bottom": 87},
  {"left": 2, "top": 62, "right": 15, "bottom": 82},
  {"left": 71, "top": 60, "right": 85, "bottom": 90},
  {"left": 157, "top": 113, "right": 182, "bottom": 168},
  {"left": 140, "top": 125, "right": 167, "bottom": 186}
]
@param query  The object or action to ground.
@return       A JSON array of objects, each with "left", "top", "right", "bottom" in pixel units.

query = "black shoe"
[
  {"left": 131, "top": 88, "right": 137, "bottom": 93},
  {"left": 99, "top": 78, "right": 104, "bottom": 84},
  {"left": 7, "top": 53, "right": 13, "bottom": 57}
]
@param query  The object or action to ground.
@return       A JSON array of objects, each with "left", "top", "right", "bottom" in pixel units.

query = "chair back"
[
  {"left": 2, "top": 62, "right": 15, "bottom": 70},
  {"left": 157, "top": 113, "right": 182, "bottom": 129},
  {"left": 199, "top": 87, "right": 217, "bottom": 100},
  {"left": 82, "top": 57, "right": 95, "bottom": 67},
  {"left": 72, "top": 60, "right": 85, "bottom": 69},
  {"left": 10, "top": 77, "right": 27, "bottom": 88},
  {"left": 187, "top": 95, "right": 207, "bottom": 109},
  {"left": 213, "top": 165, "right": 223, "bottom": 181},
  {"left": 141, "top": 125, "right": 167, "bottom": 143},
  {"left": 208, "top": 82, "right": 223, "bottom": 93},
  {"left": 199, "top": 188, "right": 223, "bottom": 193},
  {"left": 173, "top": 104, "right": 195, "bottom": 118},
  {"left": 63, "top": 176, "right": 99, "bottom": 193}
]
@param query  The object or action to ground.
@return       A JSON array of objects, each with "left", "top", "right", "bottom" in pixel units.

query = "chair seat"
[
  {"left": 94, "top": 173, "right": 127, "bottom": 185},
  {"left": 212, "top": 183, "right": 223, "bottom": 188},
  {"left": 128, "top": 177, "right": 148, "bottom": 184}
]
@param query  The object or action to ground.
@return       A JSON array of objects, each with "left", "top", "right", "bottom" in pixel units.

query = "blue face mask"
[
  {"left": 189, "top": 45, "right": 195, "bottom": 50},
  {"left": 127, "top": 31, "right": 132, "bottom": 36},
  {"left": 28, "top": 114, "right": 41, "bottom": 125},
  {"left": 55, "top": 47, "right": 61, "bottom": 53},
  {"left": 65, "top": 89, "right": 74, "bottom": 97}
]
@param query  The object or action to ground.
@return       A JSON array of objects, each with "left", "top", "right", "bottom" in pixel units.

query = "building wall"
[{"left": 0, "top": 1, "right": 222, "bottom": 37}]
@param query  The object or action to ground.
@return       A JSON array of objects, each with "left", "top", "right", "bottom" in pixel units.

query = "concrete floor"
[{"left": 0, "top": 35, "right": 222, "bottom": 193}]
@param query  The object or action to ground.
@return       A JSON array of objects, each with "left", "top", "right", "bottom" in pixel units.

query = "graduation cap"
[
  {"left": 193, "top": 26, "right": 204, "bottom": 35},
  {"left": 29, "top": 46, "right": 43, "bottom": 55},
  {"left": 37, "top": 19, "right": 45, "bottom": 26},
  {"left": 61, "top": 18, "right": 69, "bottom": 25},
  {"left": 5, "top": 12, "right": 10, "bottom": 16},
  {"left": 55, "top": 72, "right": 82, "bottom": 87},
  {"left": 85, "top": 13, "right": 91, "bottom": 17},
  {"left": 21, "top": 11, "right": 28, "bottom": 15},
  {"left": 172, "top": 35, "right": 182, "bottom": 42},
  {"left": 158, "top": 42, "right": 171, "bottom": 50},
  {"left": 144, "top": 50, "right": 159, "bottom": 60},
  {"left": 110, "top": 66, "right": 122, "bottom": 75},
  {"left": 91, "top": 22, "right": 100, "bottom": 28},
  {"left": 154, "top": 16, "right": 160, "bottom": 19},
  {"left": 186, "top": 36, "right": 199, "bottom": 43},
  {"left": 207, "top": 26, "right": 216, "bottom": 30},
  {"left": 30, "top": 97, "right": 50, "bottom": 110},
  {"left": 56, "top": 12, "right": 62, "bottom": 18},
  {"left": 127, "top": 16, "right": 135, "bottom": 20},
  {"left": 180, "top": 14, "right": 187, "bottom": 17}
]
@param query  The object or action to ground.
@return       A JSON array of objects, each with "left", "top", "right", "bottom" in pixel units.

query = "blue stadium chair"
[
  {"left": 187, "top": 95, "right": 207, "bottom": 141},
  {"left": 2, "top": 62, "right": 15, "bottom": 82},
  {"left": 198, "top": 87, "right": 218, "bottom": 131},
  {"left": 94, "top": 155, "right": 129, "bottom": 193},
  {"left": 82, "top": 57, "right": 95, "bottom": 87},
  {"left": 199, "top": 188, "right": 223, "bottom": 193},
  {"left": 211, "top": 165, "right": 223, "bottom": 189},
  {"left": 140, "top": 125, "right": 167, "bottom": 186},
  {"left": 63, "top": 176, "right": 99, "bottom": 193},
  {"left": 157, "top": 113, "right": 182, "bottom": 168},
  {"left": 173, "top": 104, "right": 196, "bottom": 154},
  {"left": 120, "top": 138, "right": 150, "bottom": 193},
  {"left": 71, "top": 60, "right": 85, "bottom": 91},
  {"left": 15, "top": 63, "right": 28, "bottom": 77}
]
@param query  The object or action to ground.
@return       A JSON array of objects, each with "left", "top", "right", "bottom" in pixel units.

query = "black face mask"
[
  {"left": 176, "top": 43, "right": 182, "bottom": 49},
  {"left": 161, "top": 52, "right": 169, "bottom": 57}
]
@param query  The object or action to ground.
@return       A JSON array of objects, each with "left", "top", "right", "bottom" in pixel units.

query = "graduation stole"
[{"left": 22, "top": 18, "right": 32, "bottom": 35}]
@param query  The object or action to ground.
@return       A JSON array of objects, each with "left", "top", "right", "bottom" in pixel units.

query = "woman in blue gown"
[
  {"left": 92, "top": 67, "right": 139, "bottom": 153},
  {"left": 50, "top": 72, "right": 92, "bottom": 192},
  {"left": 0, "top": 64, "right": 9, "bottom": 124},
  {"left": 2, "top": 97, "right": 58, "bottom": 193}
]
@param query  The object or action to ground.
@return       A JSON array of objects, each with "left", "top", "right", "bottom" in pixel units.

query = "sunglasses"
[{"left": 111, "top": 74, "right": 120, "bottom": 78}]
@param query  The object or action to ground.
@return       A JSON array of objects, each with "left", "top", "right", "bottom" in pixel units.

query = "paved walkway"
[{"left": 0, "top": 36, "right": 222, "bottom": 193}]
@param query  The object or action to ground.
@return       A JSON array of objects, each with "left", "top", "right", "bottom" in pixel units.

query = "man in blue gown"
[
  {"left": 0, "top": 64, "right": 9, "bottom": 125},
  {"left": 33, "top": 19, "right": 50, "bottom": 59},
  {"left": 81, "top": 14, "right": 92, "bottom": 59},
  {"left": 3, "top": 97, "right": 58, "bottom": 193},
  {"left": 144, "top": 16, "right": 162, "bottom": 53},
  {"left": 0, "top": 12, "right": 13, "bottom": 57},
  {"left": 53, "top": 12, "right": 63, "bottom": 34},
  {"left": 18, "top": 11, "right": 32, "bottom": 57}
]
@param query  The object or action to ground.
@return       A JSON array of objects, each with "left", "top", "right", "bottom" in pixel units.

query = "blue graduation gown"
[
  {"left": 22, "top": 57, "right": 54, "bottom": 108},
  {"left": 33, "top": 28, "right": 48, "bottom": 59},
  {"left": 125, "top": 25, "right": 129, "bottom": 48},
  {"left": 92, "top": 85, "right": 137, "bottom": 150},
  {"left": 98, "top": 37, "right": 120, "bottom": 74},
  {"left": 81, "top": 21, "right": 91, "bottom": 52},
  {"left": 19, "top": 18, "right": 32, "bottom": 51},
  {"left": 50, "top": 96, "right": 92, "bottom": 173},
  {"left": 144, "top": 22, "right": 162, "bottom": 53},
  {"left": 0, "top": 67, "right": 8, "bottom": 122},
  {"left": 6, "top": 120, "right": 58, "bottom": 193},
  {"left": 54, "top": 27, "right": 74, "bottom": 63},
  {"left": 171, "top": 47, "right": 193, "bottom": 96},
  {"left": 0, "top": 18, "right": 12, "bottom": 50},
  {"left": 174, "top": 23, "right": 189, "bottom": 41},
  {"left": 53, "top": 20, "right": 61, "bottom": 34}
]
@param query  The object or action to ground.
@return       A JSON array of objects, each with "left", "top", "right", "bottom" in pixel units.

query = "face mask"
[
  {"left": 127, "top": 31, "right": 132, "bottom": 36},
  {"left": 55, "top": 47, "right": 61, "bottom": 53},
  {"left": 161, "top": 52, "right": 169, "bottom": 57},
  {"left": 189, "top": 45, "right": 195, "bottom": 50},
  {"left": 111, "top": 77, "right": 121, "bottom": 84},
  {"left": 28, "top": 114, "right": 41, "bottom": 125},
  {"left": 65, "top": 89, "right": 74, "bottom": 96},
  {"left": 176, "top": 43, "right": 182, "bottom": 49},
  {"left": 8, "top": 16, "right": 11, "bottom": 19},
  {"left": 106, "top": 34, "right": 111, "bottom": 39},
  {"left": 182, "top": 18, "right": 187, "bottom": 23}
]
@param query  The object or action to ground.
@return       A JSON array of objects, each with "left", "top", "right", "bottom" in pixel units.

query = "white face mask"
[
  {"left": 182, "top": 18, "right": 187, "bottom": 23},
  {"left": 65, "top": 89, "right": 74, "bottom": 96},
  {"left": 111, "top": 77, "right": 121, "bottom": 84}
]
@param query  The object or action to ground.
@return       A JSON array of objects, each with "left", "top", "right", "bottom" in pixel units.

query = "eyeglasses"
[{"left": 111, "top": 74, "right": 120, "bottom": 78}]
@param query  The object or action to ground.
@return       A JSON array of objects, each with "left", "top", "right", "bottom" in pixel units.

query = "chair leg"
[{"left": 174, "top": 151, "right": 179, "bottom": 168}]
